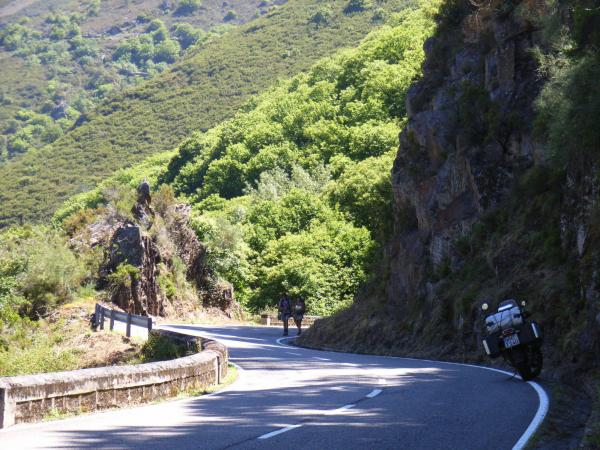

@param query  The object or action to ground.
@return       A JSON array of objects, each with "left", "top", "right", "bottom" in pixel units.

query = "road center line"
[
  {"left": 286, "top": 352, "right": 301, "bottom": 356},
  {"left": 258, "top": 424, "right": 302, "bottom": 440},
  {"left": 323, "top": 404, "right": 356, "bottom": 415},
  {"left": 366, "top": 389, "right": 382, "bottom": 398}
]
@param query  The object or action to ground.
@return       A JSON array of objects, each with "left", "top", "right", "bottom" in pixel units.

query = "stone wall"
[{"left": 0, "top": 331, "right": 228, "bottom": 428}]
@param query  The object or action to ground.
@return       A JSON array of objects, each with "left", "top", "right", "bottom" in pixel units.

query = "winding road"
[{"left": 0, "top": 325, "right": 546, "bottom": 449}]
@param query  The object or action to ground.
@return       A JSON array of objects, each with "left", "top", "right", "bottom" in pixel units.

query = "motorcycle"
[{"left": 481, "top": 299, "right": 543, "bottom": 381}]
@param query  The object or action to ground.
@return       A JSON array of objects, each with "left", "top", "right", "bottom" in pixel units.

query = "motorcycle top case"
[{"left": 484, "top": 306, "right": 523, "bottom": 334}]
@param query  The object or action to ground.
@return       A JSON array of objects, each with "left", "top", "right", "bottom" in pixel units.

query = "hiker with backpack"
[
  {"left": 293, "top": 296, "right": 306, "bottom": 335},
  {"left": 278, "top": 294, "right": 292, "bottom": 336}
]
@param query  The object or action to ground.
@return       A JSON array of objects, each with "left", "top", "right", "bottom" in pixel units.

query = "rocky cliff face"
[
  {"left": 289, "top": 0, "right": 600, "bottom": 445},
  {"left": 388, "top": 2, "right": 545, "bottom": 314},
  {"left": 303, "top": 1, "right": 600, "bottom": 372}
]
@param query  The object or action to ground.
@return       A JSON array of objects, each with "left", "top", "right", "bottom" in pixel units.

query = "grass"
[{"left": 0, "top": 0, "right": 411, "bottom": 227}]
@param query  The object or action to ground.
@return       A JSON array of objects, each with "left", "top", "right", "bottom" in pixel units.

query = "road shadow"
[{"left": 48, "top": 325, "right": 538, "bottom": 450}]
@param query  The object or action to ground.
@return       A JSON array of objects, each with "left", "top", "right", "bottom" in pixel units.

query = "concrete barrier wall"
[{"left": 0, "top": 330, "right": 228, "bottom": 429}]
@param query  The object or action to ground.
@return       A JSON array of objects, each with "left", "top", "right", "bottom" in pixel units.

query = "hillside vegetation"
[
  {"left": 0, "top": 0, "right": 411, "bottom": 227},
  {"left": 0, "top": 0, "right": 272, "bottom": 161},
  {"left": 300, "top": 0, "right": 600, "bottom": 446},
  {"left": 53, "top": 1, "right": 438, "bottom": 317}
]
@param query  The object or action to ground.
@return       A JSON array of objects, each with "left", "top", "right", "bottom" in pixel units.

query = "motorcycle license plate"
[{"left": 503, "top": 334, "right": 520, "bottom": 349}]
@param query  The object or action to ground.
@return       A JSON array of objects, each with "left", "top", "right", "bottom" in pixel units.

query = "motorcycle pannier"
[
  {"left": 518, "top": 321, "right": 542, "bottom": 345},
  {"left": 482, "top": 334, "right": 501, "bottom": 358}
]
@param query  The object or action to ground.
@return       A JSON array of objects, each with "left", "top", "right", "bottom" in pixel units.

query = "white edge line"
[
  {"left": 512, "top": 381, "right": 549, "bottom": 450},
  {"left": 258, "top": 424, "right": 302, "bottom": 440},
  {"left": 366, "top": 389, "right": 382, "bottom": 398},
  {"left": 277, "top": 337, "right": 549, "bottom": 448},
  {"left": 202, "top": 361, "right": 245, "bottom": 399},
  {"left": 276, "top": 336, "right": 298, "bottom": 345}
]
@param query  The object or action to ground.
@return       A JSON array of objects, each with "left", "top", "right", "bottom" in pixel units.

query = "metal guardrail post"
[
  {"left": 110, "top": 309, "right": 115, "bottom": 331},
  {"left": 216, "top": 356, "right": 221, "bottom": 384},
  {"left": 147, "top": 317, "right": 152, "bottom": 331},
  {"left": 99, "top": 306, "right": 105, "bottom": 330},
  {"left": 94, "top": 304, "right": 100, "bottom": 329},
  {"left": 126, "top": 313, "right": 132, "bottom": 338}
]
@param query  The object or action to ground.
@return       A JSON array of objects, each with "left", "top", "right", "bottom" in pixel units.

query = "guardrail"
[{"left": 94, "top": 303, "right": 153, "bottom": 338}]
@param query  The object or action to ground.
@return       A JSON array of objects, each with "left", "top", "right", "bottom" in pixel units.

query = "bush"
[
  {"left": 344, "top": 0, "right": 373, "bottom": 14},
  {"left": 224, "top": 10, "right": 238, "bottom": 22},
  {"left": 176, "top": 0, "right": 201, "bottom": 16},
  {"left": 153, "top": 39, "right": 180, "bottom": 64},
  {"left": 0, "top": 227, "right": 91, "bottom": 319},
  {"left": 141, "top": 334, "right": 194, "bottom": 361},
  {"left": 171, "top": 23, "right": 204, "bottom": 49}
]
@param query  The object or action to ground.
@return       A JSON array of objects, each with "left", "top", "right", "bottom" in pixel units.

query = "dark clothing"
[{"left": 279, "top": 297, "right": 292, "bottom": 336}]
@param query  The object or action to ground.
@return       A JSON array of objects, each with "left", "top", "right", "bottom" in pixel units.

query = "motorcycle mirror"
[
  {"left": 521, "top": 301, "right": 526, "bottom": 307},
  {"left": 481, "top": 303, "right": 489, "bottom": 311}
]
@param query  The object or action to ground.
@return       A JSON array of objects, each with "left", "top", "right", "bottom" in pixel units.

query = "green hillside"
[
  {"left": 0, "top": 0, "right": 411, "bottom": 227},
  {"left": 0, "top": 0, "right": 271, "bottom": 162},
  {"left": 54, "top": 1, "right": 438, "bottom": 315}
]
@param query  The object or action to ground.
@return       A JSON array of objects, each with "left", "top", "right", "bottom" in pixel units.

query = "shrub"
[
  {"left": 108, "top": 264, "right": 140, "bottom": 289},
  {"left": 224, "top": 10, "right": 238, "bottom": 22},
  {"left": 140, "top": 333, "right": 193, "bottom": 361},
  {"left": 0, "top": 227, "right": 90, "bottom": 319},
  {"left": 176, "top": 0, "right": 201, "bottom": 16},
  {"left": 153, "top": 39, "right": 180, "bottom": 64},
  {"left": 171, "top": 23, "right": 204, "bottom": 49},
  {"left": 310, "top": 8, "right": 332, "bottom": 27},
  {"left": 344, "top": 0, "right": 373, "bottom": 14}
]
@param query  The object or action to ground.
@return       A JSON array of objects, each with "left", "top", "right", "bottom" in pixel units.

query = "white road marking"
[
  {"left": 276, "top": 336, "right": 298, "bottom": 345},
  {"left": 286, "top": 352, "right": 301, "bottom": 356},
  {"left": 314, "top": 357, "right": 330, "bottom": 361},
  {"left": 258, "top": 424, "right": 302, "bottom": 440},
  {"left": 512, "top": 381, "right": 549, "bottom": 450},
  {"left": 277, "top": 336, "right": 548, "bottom": 449},
  {"left": 366, "top": 389, "right": 382, "bottom": 398}
]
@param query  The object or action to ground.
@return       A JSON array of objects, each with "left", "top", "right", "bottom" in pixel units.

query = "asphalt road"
[{"left": 0, "top": 325, "right": 544, "bottom": 450}]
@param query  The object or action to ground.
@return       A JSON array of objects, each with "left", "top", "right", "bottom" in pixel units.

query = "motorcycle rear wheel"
[{"left": 512, "top": 347, "right": 542, "bottom": 381}]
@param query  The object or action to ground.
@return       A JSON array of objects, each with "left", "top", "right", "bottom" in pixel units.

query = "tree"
[
  {"left": 171, "top": 23, "right": 204, "bottom": 49},
  {"left": 224, "top": 10, "right": 237, "bottom": 22},
  {"left": 153, "top": 39, "right": 180, "bottom": 63},
  {"left": 344, "top": 0, "right": 373, "bottom": 14}
]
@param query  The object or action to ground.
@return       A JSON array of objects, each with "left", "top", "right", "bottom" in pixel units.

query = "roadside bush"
[
  {"left": 141, "top": 334, "right": 194, "bottom": 361},
  {"left": 0, "top": 227, "right": 91, "bottom": 319}
]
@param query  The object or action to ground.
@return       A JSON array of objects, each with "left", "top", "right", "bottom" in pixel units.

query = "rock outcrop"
[
  {"left": 97, "top": 182, "right": 238, "bottom": 317},
  {"left": 389, "top": 2, "right": 545, "bottom": 311}
]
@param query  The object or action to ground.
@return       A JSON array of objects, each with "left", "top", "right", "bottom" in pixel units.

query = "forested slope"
[
  {"left": 53, "top": 1, "right": 439, "bottom": 315},
  {"left": 0, "top": 0, "right": 411, "bottom": 227},
  {"left": 0, "top": 0, "right": 272, "bottom": 161},
  {"left": 0, "top": 0, "right": 438, "bottom": 376}
]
